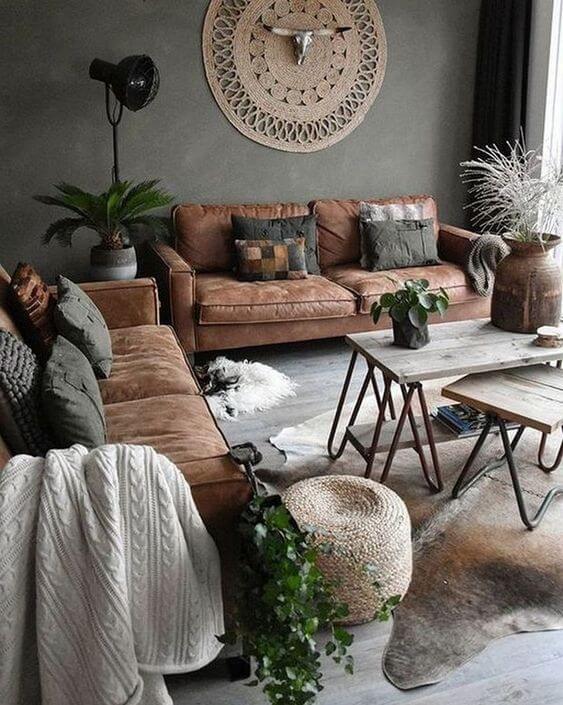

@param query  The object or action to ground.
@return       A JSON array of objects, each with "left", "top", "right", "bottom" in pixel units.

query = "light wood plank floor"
[{"left": 167, "top": 338, "right": 563, "bottom": 705}]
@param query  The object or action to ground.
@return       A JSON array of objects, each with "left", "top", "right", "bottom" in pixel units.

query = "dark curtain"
[{"left": 473, "top": 0, "right": 532, "bottom": 151}]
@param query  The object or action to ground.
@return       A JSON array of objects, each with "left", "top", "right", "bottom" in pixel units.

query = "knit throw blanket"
[
  {"left": 0, "top": 444, "right": 224, "bottom": 705},
  {"left": 466, "top": 233, "right": 510, "bottom": 296}
]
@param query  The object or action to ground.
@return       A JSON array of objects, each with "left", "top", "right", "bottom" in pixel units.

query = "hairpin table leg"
[
  {"left": 538, "top": 429, "right": 563, "bottom": 473},
  {"left": 452, "top": 419, "right": 525, "bottom": 498},
  {"left": 498, "top": 419, "right": 563, "bottom": 530}
]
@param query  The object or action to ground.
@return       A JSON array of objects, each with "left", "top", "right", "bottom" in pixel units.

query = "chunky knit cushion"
[
  {"left": 0, "top": 330, "right": 52, "bottom": 455},
  {"left": 8, "top": 263, "right": 57, "bottom": 360},
  {"left": 54, "top": 276, "right": 112, "bottom": 379}
]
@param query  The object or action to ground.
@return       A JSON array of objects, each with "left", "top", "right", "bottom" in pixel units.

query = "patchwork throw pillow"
[
  {"left": 42, "top": 336, "right": 107, "bottom": 449},
  {"left": 54, "top": 276, "right": 112, "bottom": 379},
  {"left": 0, "top": 330, "right": 52, "bottom": 455},
  {"left": 8, "top": 263, "right": 56, "bottom": 359},
  {"left": 360, "top": 219, "right": 441, "bottom": 271},
  {"left": 232, "top": 214, "right": 320, "bottom": 274},
  {"left": 235, "top": 238, "right": 308, "bottom": 282}
]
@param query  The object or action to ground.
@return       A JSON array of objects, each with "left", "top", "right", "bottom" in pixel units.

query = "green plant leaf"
[
  {"left": 435, "top": 296, "right": 449, "bottom": 316},
  {"left": 390, "top": 302, "right": 408, "bottom": 322},
  {"left": 41, "top": 217, "right": 89, "bottom": 247},
  {"left": 379, "top": 292, "right": 395, "bottom": 308},
  {"left": 371, "top": 304, "right": 382, "bottom": 325},
  {"left": 408, "top": 304, "right": 428, "bottom": 328},
  {"left": 418, "top": 293, "right": 434, "bottom": 310}
]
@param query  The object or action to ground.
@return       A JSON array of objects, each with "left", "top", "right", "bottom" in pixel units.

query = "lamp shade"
[{"left": 89, "top": 55, "right": 160, "bottom": 111}]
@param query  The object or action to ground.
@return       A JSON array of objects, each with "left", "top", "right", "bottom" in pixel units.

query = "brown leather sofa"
[
  {"left": 0, "top": 267, "right": 252, "bottom": 618},
  {"left": 142, "top": 195, "right": 489, "bottom": 353}
]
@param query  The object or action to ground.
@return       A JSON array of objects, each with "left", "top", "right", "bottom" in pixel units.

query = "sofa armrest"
[
  {"left": 438, "top": 223, "right": 479, "bottom": 267},
  {"left": 140, "top": 241, "right": 197, "bottom": 352},
  {"left": 80, "top": 278, "right": 159, "bottom": 329}
]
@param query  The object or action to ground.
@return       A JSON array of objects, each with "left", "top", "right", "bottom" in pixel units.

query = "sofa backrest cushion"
[
  {"left": 310, "top": 195, "right": 438, "bottom": 269},
  {"left": 174, "top": 202, "right": 309, "bottom": 272}
]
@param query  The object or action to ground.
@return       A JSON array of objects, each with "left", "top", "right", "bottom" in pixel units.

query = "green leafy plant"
[
  {"left": 371, "top": 278, "right": 449, "bottom": 329},
  {"left": 34, "top": 179, "right": 173, "bottom": 250},
  {"left": 220, "top": 495, "right": 355, "bottom": 705}
]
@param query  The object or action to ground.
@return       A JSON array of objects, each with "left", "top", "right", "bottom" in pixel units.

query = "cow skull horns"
[{"left": 263, "top": 25, "right": 352, "bottom": 65}]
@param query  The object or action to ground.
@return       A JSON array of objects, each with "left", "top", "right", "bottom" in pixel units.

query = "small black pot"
[{"left": 392, "top": 319, "right": 429, "bottom": 349}]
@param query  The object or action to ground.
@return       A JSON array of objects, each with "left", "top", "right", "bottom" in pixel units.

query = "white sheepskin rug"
[{"left": 196, "top": 356, "right": 297, "bottom": 421}]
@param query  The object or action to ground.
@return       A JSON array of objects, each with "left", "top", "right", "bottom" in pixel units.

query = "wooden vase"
[{"left": 491, "top": 235, "right": 562, "bottom": 333}]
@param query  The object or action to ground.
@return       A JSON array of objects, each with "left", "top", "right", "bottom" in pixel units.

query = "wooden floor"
[{"left": 167, "top": 338, "right": 563, "bottom": 705}]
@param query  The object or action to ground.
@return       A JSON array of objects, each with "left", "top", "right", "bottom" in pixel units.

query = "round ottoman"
[{"left": 283, "top": 476, "right": 412, "bottom": 625}]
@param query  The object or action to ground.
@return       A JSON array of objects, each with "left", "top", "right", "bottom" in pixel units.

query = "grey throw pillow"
[
  {"left": 232, "top": 214, "right": 320, "bottom": 274},
  {"left": 42, "top": 336, "right": 107, "bottom": 450},
  {"left": 54, "top": 275, "right": 112, "bottom": 379},
  {"left": 0, "top": 330, "right": 52, "bottom": 455},
  {"left": 360, "top": 219, "right": 441, "bottom": 271}
]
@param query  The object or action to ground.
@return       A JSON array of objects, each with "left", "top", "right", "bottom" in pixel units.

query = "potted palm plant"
[
  {"left": 461, "top": 141, "right": 563, "bottom": 332},
  {"left": 35, "top": 180, "right": 173, "bottom": 281},
  {"left": 371, "top": 279, "right": 449, "bottom": 349}
]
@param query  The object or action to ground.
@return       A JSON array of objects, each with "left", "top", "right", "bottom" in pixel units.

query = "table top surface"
[
  {"left": 346, "top": 318, "right": 563, "bottom": 384},
  {"left": 441, "top": 364, "right": 563, "bottom": 433}
]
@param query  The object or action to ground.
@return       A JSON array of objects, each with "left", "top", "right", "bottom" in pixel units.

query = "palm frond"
[
  {"left": 122, "top": 214, "right": 171, "bottom": 244},
  {"left": 41, "top": 217, "right": 89, "bottom": 246}
]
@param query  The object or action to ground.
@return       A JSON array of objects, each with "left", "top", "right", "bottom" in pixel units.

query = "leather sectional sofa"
[
  {"left": 0, "top": 266, "right": 252, "bottom": 618},
  {"left": 141, "top": 195, "right": 490, "bottom": 353}
]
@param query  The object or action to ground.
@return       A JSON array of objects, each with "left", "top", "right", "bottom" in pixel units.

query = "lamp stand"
[{"left": 104, "top": 83, "right": 124, "bottom": 184}]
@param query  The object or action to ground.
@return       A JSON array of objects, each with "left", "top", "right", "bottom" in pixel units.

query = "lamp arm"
[{"left": 104, "top": 84, "right": 124, "bottom": 184}]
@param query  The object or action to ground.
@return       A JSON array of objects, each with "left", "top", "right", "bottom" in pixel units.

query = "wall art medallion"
[{"left": 202, "top": 0, "right": 387, "bottom": 152}]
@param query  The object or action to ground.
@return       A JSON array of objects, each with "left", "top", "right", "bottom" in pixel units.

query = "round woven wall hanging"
[{"left": 202, "top": 0, "right": 387, "bottom": 152}]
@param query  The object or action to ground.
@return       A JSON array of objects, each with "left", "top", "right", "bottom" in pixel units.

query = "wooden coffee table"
[
  {"left": 327, "top": 319, "right": 563, "bottom": 493},
  {"left": 444, "top": 365, "right": 563, "bottom": 529}
]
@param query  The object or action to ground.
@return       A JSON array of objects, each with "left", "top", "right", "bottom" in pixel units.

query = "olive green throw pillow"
[
  {"left": 232, "top": 214, "right": 320, "bottom": 275},
  {"left": 42, "top": 336, "right": 107, "bottom": 449},
  {"left": 54, "top": 276, "right": 112, "bottom": 379},
  {"left": 360, "top": 219, "right": 441, "bottom": 271}
]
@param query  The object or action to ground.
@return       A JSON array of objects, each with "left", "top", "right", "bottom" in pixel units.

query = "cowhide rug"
[{"left": 257, "top": 387, "right": 563, "bottom": 689}]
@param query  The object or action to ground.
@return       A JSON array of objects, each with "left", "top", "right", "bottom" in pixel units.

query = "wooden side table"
[
  {"left": 444, "top": 365, "right": 563, "bottom": 530},
  {"left": 327, "top": 319, "right": 563, "bottom": 495}
]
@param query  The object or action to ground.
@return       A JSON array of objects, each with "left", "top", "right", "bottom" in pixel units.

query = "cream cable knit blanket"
[{"left": 0, "top": 444, "right": 224, "bottom": 705}]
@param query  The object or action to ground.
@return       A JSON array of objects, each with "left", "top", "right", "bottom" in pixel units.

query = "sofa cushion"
[
  {"left": 196, "top": 272, "right": 357, "bottom": 324},
  {"left": 105, "top": 394, "right": 229, "bottom": 467},
  {"left": 42, "top": 336, "right": 107, "bottom": 449},
  {"left": 235, "top": 238, "right": 308, "bottom": 281},
  {"left": 311, "top": 195, "right": 438, "bottom": 269},
  {"left": 99, "top": 325, "right": 199, "bottom": 405},
  {"left": 8, "top": 263, "right": 56, "bottom": 359},
  {"left": 174, "top": 202, "right": 309, "bottom": 272},
  {"left": 324, "top": 263, "right": 476, "bottom": 314},
  {"left": 54, "top": 276, "right": 113, "bottom": 379},
  {"left": 232, "top": 213, "right": 320, "bottom": 274}
]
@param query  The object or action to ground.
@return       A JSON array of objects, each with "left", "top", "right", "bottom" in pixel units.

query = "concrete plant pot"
[{"left": 90, "top": 245, "right": 137, "bottom": 281}]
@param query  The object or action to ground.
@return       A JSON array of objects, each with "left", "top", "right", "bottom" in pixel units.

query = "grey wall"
[{"left": 0, "top": 0, "right": 481, "bottom": 282}]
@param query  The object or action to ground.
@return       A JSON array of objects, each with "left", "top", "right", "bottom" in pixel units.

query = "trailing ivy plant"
[
  {"left": 220, "top": 495, "right": 355, "bottom": 705},
  {"left": 371, "top": 278, "right": 449, "bottom": 329}
]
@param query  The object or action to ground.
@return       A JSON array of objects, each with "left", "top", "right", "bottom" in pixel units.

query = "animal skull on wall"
[{"left": 263, "top": 25, "right": 352, "bottom": 65}]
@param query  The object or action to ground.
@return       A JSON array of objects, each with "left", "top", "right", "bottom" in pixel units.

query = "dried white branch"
[{"left": 460, "top": 139, "right": 563, "bottom": 243}]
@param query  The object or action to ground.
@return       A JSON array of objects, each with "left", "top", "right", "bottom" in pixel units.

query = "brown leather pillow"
[
  {"left": 9, "top": 263, "right": 57, "bottom": 359},
  {"left": 235, "top": 238, "right": 308, "bottom": 282}
]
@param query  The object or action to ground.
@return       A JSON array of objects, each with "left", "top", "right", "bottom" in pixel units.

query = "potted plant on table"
[
  {"left": 461, "top": 140, "right": 563, "bottom": 332},
  {"left": 34, "top": 180, "right": 173, "bottom": 281},
  {"left": 371, "top": 279, "right": 450, "bottom": 349}
]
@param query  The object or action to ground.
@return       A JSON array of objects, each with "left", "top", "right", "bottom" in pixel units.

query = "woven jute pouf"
[{"left": 283, "top": 476, "right": 412, "bottom": 625}]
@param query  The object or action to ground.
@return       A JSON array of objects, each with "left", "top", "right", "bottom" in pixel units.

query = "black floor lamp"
[{"left": 89, "top": 55, "right": 160, "bottom": 183}]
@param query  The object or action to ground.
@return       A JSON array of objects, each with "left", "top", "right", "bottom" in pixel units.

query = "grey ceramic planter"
[
  {"left": 392, "top": 319, "right": 429, "bottom": 349},
  {"left": 90, "top": 246, "right": 137, "bottom": 281}
]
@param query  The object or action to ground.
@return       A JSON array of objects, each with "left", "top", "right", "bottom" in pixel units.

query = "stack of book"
[{"left": 432, "top": 403, "right": 518, "bottom": 438}]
